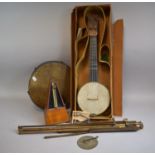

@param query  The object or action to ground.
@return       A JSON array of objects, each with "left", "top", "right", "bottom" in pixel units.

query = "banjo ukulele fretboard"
[{"left": 89, "top": 36, "right": 98, "bottom": 82}]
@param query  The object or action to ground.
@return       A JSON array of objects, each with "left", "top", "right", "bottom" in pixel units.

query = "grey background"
[{"left": 0, "top": 2, "right": 154, "bottom": 152}]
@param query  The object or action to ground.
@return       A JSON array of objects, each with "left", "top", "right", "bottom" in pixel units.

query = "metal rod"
[{"left": 44, "top": 132, "right": 86, "bottom": 139}]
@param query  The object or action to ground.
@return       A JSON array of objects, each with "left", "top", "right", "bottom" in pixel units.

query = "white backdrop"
[{"left": 0, "top": 2, "right": 155, "bottom": 153}]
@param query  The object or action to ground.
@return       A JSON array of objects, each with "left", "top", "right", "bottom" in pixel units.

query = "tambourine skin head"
[
  {"left": 77, "top": 82, "right": 110, "bottom": 115},
  {"left": 28, "top": 61, "right": 70, "bottom": 109}
]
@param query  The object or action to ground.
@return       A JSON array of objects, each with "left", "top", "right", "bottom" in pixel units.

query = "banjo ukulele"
[{"left": 77, "top": 10, "right": 110, "bottom": 115}]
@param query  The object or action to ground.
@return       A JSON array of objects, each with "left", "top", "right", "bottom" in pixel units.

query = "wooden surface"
[
  {"left": 44, "top": 107, "right": 69, "bottom": 125},
  {"left": 112, "top": 20, "right": 123, "bottom": 116}
]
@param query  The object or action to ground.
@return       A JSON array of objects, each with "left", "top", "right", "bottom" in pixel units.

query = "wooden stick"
[{"left": 18, "top": 119, "right": 143, "bottom": 135}]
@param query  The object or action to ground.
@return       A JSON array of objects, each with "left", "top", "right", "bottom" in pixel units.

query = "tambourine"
[{"left": 28, "top": 61, "right": 70, "bottom": 109}]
